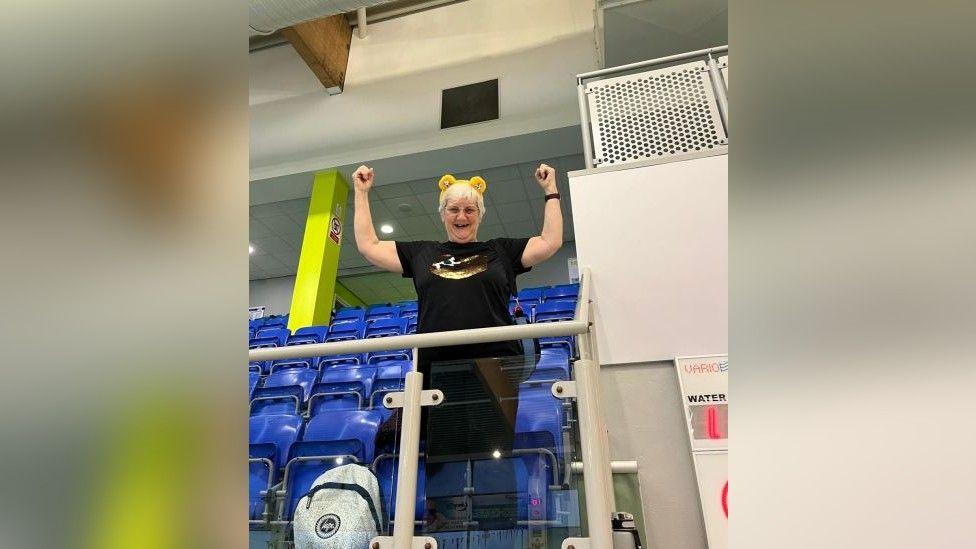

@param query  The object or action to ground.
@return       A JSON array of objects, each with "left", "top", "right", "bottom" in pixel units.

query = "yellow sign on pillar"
[{"left": 288, "top": 170, "right": 349, "bottom": 332}]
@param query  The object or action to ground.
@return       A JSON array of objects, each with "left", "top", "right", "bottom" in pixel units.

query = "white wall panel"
[{"left": 570, "top": 154, "right": 727, "bottom": 364}]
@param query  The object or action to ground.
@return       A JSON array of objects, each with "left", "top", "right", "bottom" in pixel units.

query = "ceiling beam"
[{"left": 281, "top": 14, "right": 352, "bottom": 95}]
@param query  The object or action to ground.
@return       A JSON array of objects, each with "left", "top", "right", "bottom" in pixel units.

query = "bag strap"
[{"left": 302, "top": 481, "right": 382, "bottom": 534}]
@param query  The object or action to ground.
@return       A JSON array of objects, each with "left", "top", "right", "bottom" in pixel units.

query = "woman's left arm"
[{"left": 521, "top": 163, "right": 563, "bottom": 267}]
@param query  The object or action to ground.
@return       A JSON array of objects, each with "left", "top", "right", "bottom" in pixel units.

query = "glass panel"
[{"left": 422, "top": 352, "right": 586, "bottom": 547}]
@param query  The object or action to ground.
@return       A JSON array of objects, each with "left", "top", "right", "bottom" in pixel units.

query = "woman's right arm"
[{"left": 352, "top": 165, "right": 403, "bottom": 274}]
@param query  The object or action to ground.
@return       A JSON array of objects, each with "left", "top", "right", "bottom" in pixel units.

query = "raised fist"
[
  {"left": 534, "top": 163, "right": 556, "bottom": 192},
  {"left": 353, "top": 165, "right": 374, "bottom": 192}
]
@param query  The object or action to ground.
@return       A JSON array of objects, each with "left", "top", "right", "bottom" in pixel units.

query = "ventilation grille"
[
  {"left": 585, "top": 60, "right": 727, "bottom": 167},
  {"left": 441, "top": 79, "right": 499, "bottom": 129}
]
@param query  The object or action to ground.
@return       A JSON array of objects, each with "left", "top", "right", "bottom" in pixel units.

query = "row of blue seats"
[
  {"left": 249, "top": 352, "right": 574, "bottom": 529},
  {"left": 249, "top": 299, "right": 578, "bottom": 356},
  {"left": 250, "top": 316, "right": 417, "bottom": 353},
  {"left": 249, "top": 349, "right": 572, "bottom": 416},
  {"left": 247, "top": 282, "right": 579, "bottom": 335}
]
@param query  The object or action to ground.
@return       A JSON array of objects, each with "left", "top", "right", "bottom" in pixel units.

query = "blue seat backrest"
[
  {"left": 517, "top": 286, "right": 545, "bottom": 305},
  {"left": 533, "top": 300, "right": 576, "bottom": 323},
  {"left": 308, "top": 366, "right": 376, "bottom": 414},
  {"left": 326, "top": 320, "right": 366, "bottom": 341},
  {"left": 397, "top": 301, "right": 418, "bottom": 320},
  {"left": 251, "top": 327, "right": 290, "bottom": 348},
  {"left": 365, "top": 317, "right": 408, "bottom": 338},
  {"left": 287, "top": 325, "right": 328, "bottom": 345},
  {"left": 249, "top": 371, "right": 260, "bottom": 398},
  {"left": 369, "top": 360, "right": 411, "bottom": 413},
  {"left": 249, "top": 413, "right": 303, "bottom": 471},
  {"left": 542, "top": 283, "right": 580, "bottom": 303},
  {"left": 375, "top": 455, "right": 426, "bottom": 525},
  {"left": 257, "top": 368, "right": 319, "bottom": 405},
  {"left": 283, "top": 410, "right": 383, "bottom": 519},
  {"left": 365, "top": 304, "right": 399, "bottom": 322},
  {"left": 333, "top": 307, "right": 365, "bottom": 325},
  {"left": 515, "top": 382, "right": 566, "bottom": 458}
]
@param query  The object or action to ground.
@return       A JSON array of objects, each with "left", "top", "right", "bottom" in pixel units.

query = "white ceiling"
[{"left": 249, "top": 153, "right": 583, "bottom": 283}]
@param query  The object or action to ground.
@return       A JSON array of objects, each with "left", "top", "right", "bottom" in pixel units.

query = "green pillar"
[{"left": 288, "top": 170, "right": 349, "bottom": 332}]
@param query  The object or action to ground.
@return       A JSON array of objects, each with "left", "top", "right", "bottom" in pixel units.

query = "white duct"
[{"left": 249, "top": 0, "right": 396, "bottom": 35}]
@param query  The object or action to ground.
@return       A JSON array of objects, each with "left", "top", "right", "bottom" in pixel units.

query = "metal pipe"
[
  {"left": 571, "top": 460, "right": 638, "bottom": 474},
  {"left": 707, "top": 54, "right": 729, "bottom": 133},
  {"left": 391, "top": 371, "right": 424, "bottom": 547},
  {"left": 577, "top": 45, "right": 729, "bottom": 81},
  {"left": 574, "top": 359, "right": 615, "bottom": 547},
  {"left": 576, "top": 267, "right": 594, "bottom": 361},
  {"left": 576, "top": 82, "right": 596, "bottom": 169},
  {"left": 249, "top": 320, "right": 588, "bottom": 362},
  {"left": 356, "top": 7, "right": 368, "bottom": 38}
]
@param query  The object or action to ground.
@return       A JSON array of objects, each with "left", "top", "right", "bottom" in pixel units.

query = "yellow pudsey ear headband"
[{"left": 438, "top": 174, "right": 487, "bottom": 201}]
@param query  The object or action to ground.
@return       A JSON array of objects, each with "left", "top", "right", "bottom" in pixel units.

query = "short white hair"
[{"left": 438, "top": 183, "right": 485, "bottom": 220}]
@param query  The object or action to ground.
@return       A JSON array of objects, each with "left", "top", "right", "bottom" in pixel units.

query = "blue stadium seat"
[
  {"left": 249, "top": 371, "right": 260, "bottom": 399},
  {"left": 542, "top": 283, "right": 580, "bottom": 304},
  {"left": 397, "top": 301, "right": 418, "bottom": 320},
  {"left": 286, "top": 325, "right": 328, "bottom": 346},
  {"left": 332, "top": 307, "right": 365, "bottom": 325},
  {"left": 281, "top": 410, "right": 383, "bottom": 520},
  {"left": 516, "top": 287, "right": 545, "bottom": 312},
  {"left": 308, "top": 366, "right": 376, "bottom": 414},
  {"left": 515, "top": 380, "right": 567, "bottom": 470},
  {"left": 533, "top": 301, "right": 578, "bottom": 356},
  {"left": 261, "top": 316, "right": 288, "bottom": 329},
  {"left": 249, "top": 361, "right": 269, "bottom": 375},
  {"left": 316, "top": 320, "right": 366, "bottom": 369},
  {"left": 528, "top": 349, "right": 571, "bottom": 382},
  {"left": 405, "top": 318, "right": 417, "bottom": 334},
  {"left": 533, "top": 301, "right": 576, "bottom": 323},
  {"left": 369, "top": 360, "right": 411, "bottom": 420},
  {"left": 365, "top": 304, "right": 399, "bottom": 323},
  {"left": 251, "top": 368, "right": 319, "bottom": 415},
  {"left": 375, "top": 455, "right": 426, "bottom": 530},
  {"left": 250, "top": 327, "right": 290, "bottom": 349},
  {"left": 365, "top": 318, "right": 410, "bottom": 364},
  {"left": 248, "top": 413, "right": 303, "bottom": 521},
  {"left": 268, "top": 357, "right": 315, "bottom": 374}
]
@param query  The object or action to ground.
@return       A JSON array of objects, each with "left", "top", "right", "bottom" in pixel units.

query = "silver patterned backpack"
[{"left": 293, "top": 464, "right": 384, "bottom": 548}]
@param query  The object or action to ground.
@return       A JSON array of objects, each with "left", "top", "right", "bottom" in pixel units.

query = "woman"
[{"left": 353, "top": 162, "right": 563, "bottom": 532}]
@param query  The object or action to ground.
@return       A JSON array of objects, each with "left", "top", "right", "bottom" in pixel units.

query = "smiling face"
[{"left": 441, "top": 196, "right": 481, "bottom": 243}]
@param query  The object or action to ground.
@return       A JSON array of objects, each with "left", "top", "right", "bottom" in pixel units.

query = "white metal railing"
[
  {"left": 248, "top": 268, "right": 616, "bottom": 549},
  {"left": 576, "top": 45, "right": 729, "bottom": 169}
]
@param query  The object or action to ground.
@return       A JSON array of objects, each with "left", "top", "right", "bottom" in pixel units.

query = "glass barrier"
[{"left": 421, "top": 351, "right": 587, "bottom": 548}]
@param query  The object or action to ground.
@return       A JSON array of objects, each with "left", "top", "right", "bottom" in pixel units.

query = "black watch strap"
[{"left": 545, "top": 193, "right": 560, "bottom": 201}]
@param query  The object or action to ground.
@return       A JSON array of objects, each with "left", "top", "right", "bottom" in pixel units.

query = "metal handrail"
[
  {"left": 249, "top": 316, "right": 588, "bottom": 363},
  {"left": 577, "top": 44, "right": 728, "bottom": 83}
]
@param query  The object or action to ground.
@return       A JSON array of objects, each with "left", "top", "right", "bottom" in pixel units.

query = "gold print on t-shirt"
[{"left": 429, "top": 254, "right": 489, "bottom": 279}]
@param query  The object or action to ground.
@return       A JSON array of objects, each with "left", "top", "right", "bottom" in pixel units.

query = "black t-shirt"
[{"left": 395, "top": 238, "right": 531, "bottom": 367}]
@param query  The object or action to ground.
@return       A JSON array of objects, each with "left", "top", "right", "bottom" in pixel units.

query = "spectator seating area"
[{"left": 248, "top": 284, "right": 582, "bottom": 542}]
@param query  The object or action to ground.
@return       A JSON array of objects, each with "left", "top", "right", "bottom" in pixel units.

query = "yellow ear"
[
  {"left": 438, "top": 174, "right": 456, "bottom": 192},
  {"left": 469, "top": 176, "right": 487, "bottom": 194}
]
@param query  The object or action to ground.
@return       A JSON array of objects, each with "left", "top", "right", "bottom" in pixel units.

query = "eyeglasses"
[{"left": 445, "top": 206, "right": 479, "bottom": 216}]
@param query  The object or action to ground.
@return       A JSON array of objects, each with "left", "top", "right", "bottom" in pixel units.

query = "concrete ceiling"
[{"left": 602, "top": 0, "right": 727, "bottom": 67}]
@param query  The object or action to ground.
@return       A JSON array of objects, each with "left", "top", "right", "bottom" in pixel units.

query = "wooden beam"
[{"left": 281, "top": 14, "right": 352, "bottom": 94}]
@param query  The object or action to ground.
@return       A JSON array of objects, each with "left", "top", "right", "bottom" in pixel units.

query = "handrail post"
[
  {"left": 571, "top": 358, "right": 615, "bottom": 548},
  {"left": 391, "top": 370, "right": 424, "bottom": 547}
]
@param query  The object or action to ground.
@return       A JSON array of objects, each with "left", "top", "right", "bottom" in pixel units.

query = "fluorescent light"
[
  {"left": 492, "top": 450, "right": 501, "bottom": 459},
  {"left": 249, "top": 244, "right": 255, "bottom": 255},
  {"left": 380, "top": 224, "right": 394, "bottom": 234},
  {"left": 335, "top": 457, "right": 344, "bottom": 465}
]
